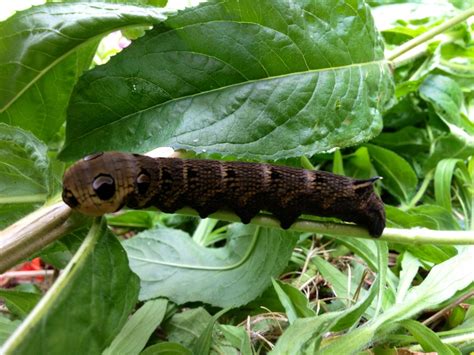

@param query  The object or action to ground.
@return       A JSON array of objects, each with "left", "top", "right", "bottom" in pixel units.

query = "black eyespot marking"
[
  {"left": 62, "top": 189, "right": 79, "bottom": 208},
  {"left": 136, "top": 170, "right": 151, "bottom": 194},
  {"left": 92, "top": 174, "right": 116, "bottom": 200},
  {"left": 84, "top": 152, "right": 103, "bottom": 161}
]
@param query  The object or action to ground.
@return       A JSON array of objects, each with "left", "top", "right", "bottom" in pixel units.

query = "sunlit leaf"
[{"left": 60, "top": 0, "right": 394, "bottom": 160}]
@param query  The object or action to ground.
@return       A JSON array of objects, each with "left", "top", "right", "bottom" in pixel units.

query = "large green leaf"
[
  {"left": 123, "top": 224, "right": 297, "bottom": 307},
  {"left": 0, "top": 123, "right": 50, "bottom": 228},
  {"left": 60, "top": 0, "right": 394, "bottom": 160},
  {"left": 1, "top": 219, "right": 140, "bottom": 354},
  {"left": 0, "top": 3, "right": 167, "bottom": 141}
]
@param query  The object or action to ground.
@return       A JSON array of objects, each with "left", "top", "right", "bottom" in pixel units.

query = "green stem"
[
  {"left": 175, "top": 207, "right": 474, "bottom": 245},
  {"left": 0, "top": 194, "right": 48, "bottom": 204},
  {"left": 387, "top": 7, "right": 474, "bottom": 61},
  {"left": 2, "top": 201, "right": 474, "bottom": 274},
  {"left": 405, "top": 170, "right": 434, "bottom": 210}
]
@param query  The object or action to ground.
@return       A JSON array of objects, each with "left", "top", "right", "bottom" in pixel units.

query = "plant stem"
[
  {"left": 2, "top": 201, "right": 474, "bottom": 274},
  {"left": 0, "top": 202, "right": 82, "bottom": 274},
  {"left": 387, "top": 7, "right": 474, "bottom": 61},
  {"left": 405, "top": 170, "right": 434, "bottom": 210},
  {"left": 175, "top": 207, "right": 474, "bottom": 245}
]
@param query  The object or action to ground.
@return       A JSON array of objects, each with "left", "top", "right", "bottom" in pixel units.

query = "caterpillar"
[{"left": 62, "top": 152, "right": 386, "bottom": 237}]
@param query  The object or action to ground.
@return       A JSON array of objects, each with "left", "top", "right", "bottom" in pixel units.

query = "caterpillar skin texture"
[{"left": 62, "top": 152, "right": 386, "bottom": 237}]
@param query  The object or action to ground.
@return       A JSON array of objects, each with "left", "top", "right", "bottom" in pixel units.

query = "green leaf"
[
  {"left": 60, "top": 0, "right": 394, "bottom": 160},
  {"left": 271, "top": 279, "right": 316, "bottom": 324},
  {"left": 396, "top": 252, "right": 421, "bottom": 304},
  {"left": 123, "top": 225, "right": 297, "bottom": 307},
  {"left": 106, "top": 210, "right": 161, "bottom": 229},
  {"left": 0, "top": 42, "right": 96, "bottom": 143},
  {"left": 331, "top": 277, "right": 379, "bottom": 332},
  {"left": 0, "top": 123, "right": 50, "bottom": 228},
  {"left": 164, "top": 307, "right": 211, "bottom": 349},
  {"left": 218, "top": 325, "right": 252, "bottom": 355},
  {"left": 366, "top": 144, "right": 418, "bottom": 203},
  {"left": 434, "top": 158, "right": 470, "bottom": 215},
  {"left": 0, "top": 290, "right": 41, "bottom": 319},
  {"left": 1, "top": 219, "right": 140, "bottom": 354},
  {"left": 419, "top": 75, "right": 474, "bottom": 170},
  {"left": 140, "top": 342, "right": 191, "bottom": 355},
  {"left": 319, "top": 247, "right": 474, "bottom": 353},
  {"left": 374, "top": 241, "right": 389, "bottom": 315},
  {"left": 345, "top": 146, "right": 374, "bottom": 179},
  {"left": 103, "top": 298, "right": 168, "bottom": 355},
  {"left": 270, "top": 312, "right": 343, "bottom": 354},
  {"left": 272, "top": 278, "right": 380, "bottom": 355},
  {"left": 192, "top": 308, "right": 228, "bottom": 355},
  {"left": 420, "top": 75, "right": 463, "bottom": 127},
  {"left": 0, "top": 2, "right": 166, "bottom": 110},
  {"left": 371, "top": 126, "right": 429, "bottom": 154},
  {"left": 312, "top": 256, "right": 365, "bottom": 304},
  {"left": 0, "top": 317, "right": 20, "bottom": 346},
  {"left": 386, "top": 204, "right": 460, "bottom": 231},
  {"left": 400, "top": 319, "right": 459, "bottom": 355},
  {"left": 0, "top": 2, "right": 167, "bottom": 142}
]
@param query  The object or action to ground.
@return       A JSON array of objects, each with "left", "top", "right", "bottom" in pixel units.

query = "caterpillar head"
[{"left": 62, "top": 152, "right": 137, "bottom": 216}]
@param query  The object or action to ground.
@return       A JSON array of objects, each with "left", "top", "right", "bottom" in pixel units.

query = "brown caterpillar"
[{"left": 62, "top": 152, "right": 385, "bottom": 237}]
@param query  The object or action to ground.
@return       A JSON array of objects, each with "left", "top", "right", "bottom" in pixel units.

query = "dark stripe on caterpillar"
[{"left": 62, "top": 152, "right": 386, "bottom": 237}]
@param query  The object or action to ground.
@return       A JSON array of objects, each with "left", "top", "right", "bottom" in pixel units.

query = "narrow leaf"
[
  {"left": 272, "top": 279, "right": 316, "bottom": 324},
  {"left": 400, "top": 319, "right": 459, "bottom": 355},
  {"left": 103, "top": 298, "right": 168, "bottom": 355},
  {"left": 192, "top": 308, "right": 228, "bottom": 355},
  {"left": 434, "top": 158, "right": 466, "bottom": 213},
  {"left": 218, "top": 325, "right": 252, "bottom": 355},
  {"left": 140, "top": 342, "right": 192, "bottom": 355},
  {"left": 366, "top": 144, "right": 418, "bottom": 203},
  {"left": 271, "top": 312, "right": 343, "bottom": 354},
  {"left": 396, "top": 252, "right": 421, "bottom": 304}
]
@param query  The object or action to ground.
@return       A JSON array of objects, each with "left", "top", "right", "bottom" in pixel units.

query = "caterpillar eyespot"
[
  {"left": 62, "top": 152, "right": 386, "bottom": 237},
  {"left": 92, "top": 174, "right": 116, "bottom": 201}
]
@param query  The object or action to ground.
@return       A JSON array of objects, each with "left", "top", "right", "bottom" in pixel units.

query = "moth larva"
[{"left": 62, "top": 152, "right": 385, "bottom": 237}]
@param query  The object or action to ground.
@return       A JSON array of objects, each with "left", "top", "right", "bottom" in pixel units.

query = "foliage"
[{"left": 0, "top": 0, "right": 473, "bottom": 354}]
